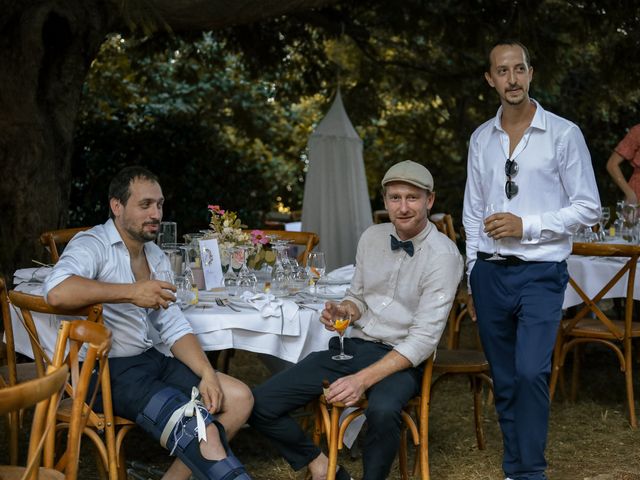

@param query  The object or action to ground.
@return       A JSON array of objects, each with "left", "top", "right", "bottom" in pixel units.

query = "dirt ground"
[{"left": 2, "top": 322, "right": 640, "bottom": 480}]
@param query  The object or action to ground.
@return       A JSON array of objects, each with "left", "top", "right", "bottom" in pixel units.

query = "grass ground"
[{"left": 2, "top": 322, "right": 640, "bottom": 479}]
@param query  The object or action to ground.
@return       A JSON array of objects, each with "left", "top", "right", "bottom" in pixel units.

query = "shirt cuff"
[{"left": 521, "top": 214, "right": 541, "bottom": 244}]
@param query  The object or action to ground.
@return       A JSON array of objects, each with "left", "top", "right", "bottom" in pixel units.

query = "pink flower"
[
  {"left": 251, "top": 229, "right": 269, "bottom": 245},
  {"left": 208, "top": 204, "right": 225, "bottom": 215}
]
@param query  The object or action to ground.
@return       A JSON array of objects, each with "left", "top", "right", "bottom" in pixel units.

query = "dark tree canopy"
[{"left": 1, "top": 0, "right": 639, "bottom": 278}]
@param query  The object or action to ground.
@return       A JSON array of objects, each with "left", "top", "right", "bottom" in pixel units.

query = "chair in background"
[
  {"left": 9, "top": 290, "right": 136, "bottom": 479},
  {"left": 549, "top": 242, "right": 640, "bottom": 428},
  {"left": 245, "top": 229, "right": 320, "bottom": 267},
  {"left": 0, "top": 363, "right": 69, "bottom": 479},
  {"left": 373, "top": 209, "right": 390, "bottom": 224},
  {"left": 429, "top": 213, "right": 457, "bottom": 244},
  {"left": 313, "top": 354, "right": 434, "bottom": 480},
  {"left": 39, "top": 227, "right": 90, "bottom": 263},
  {"left": 1, "top": 276, "right": 40, "bottom": 465},
  {"left": 432, "top": 334, "right": 492, "bottom": 450}
]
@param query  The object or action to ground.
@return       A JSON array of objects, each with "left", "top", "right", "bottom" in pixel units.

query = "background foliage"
[{"left": 71, "top": 0, "right": 640, "bottom": 236}]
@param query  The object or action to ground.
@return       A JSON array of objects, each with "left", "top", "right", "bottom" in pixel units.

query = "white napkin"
[
  {"left": 14, "top": 266, "right": 52, "bottom": 284},
  {"left": 325, "top": 264, "right": 355, "bottom": 282},
  {"left": 239, "top": 292, "right": 285, "bottom": 318}
]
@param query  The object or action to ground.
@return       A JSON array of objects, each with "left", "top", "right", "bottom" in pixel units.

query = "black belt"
[{"left": 477, "top": 251, "right": 530, "bottom": 266}]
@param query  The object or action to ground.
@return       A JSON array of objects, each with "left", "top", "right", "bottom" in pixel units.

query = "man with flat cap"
[{"left": 249, "top": 160, "right": 463, "bottom": 480}]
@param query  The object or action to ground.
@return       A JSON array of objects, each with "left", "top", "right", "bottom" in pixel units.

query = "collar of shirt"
[{"left": 103, "top": 219, "right": 166, "bottom": 273}]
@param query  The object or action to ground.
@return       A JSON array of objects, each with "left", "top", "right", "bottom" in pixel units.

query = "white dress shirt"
[
  {"left": 343, "top": 222, "right": 463, "bottom": 367},
  {"left": 43, "top": 219, "right": 193, "bottom": 358},
  {"left": 463, "top": 99, "right": 601, "bottom": 280}
]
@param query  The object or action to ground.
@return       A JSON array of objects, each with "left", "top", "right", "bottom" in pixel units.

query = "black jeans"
[{"left": 249, "top": 337, "right": 422, "bottom": 480}]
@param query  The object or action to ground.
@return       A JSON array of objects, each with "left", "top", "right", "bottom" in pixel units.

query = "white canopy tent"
[{"left": 302, "top": 89, "right": 373, "bottom": 271}]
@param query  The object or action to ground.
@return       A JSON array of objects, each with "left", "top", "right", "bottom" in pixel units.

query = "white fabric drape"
[{"left": 302, "top": 89, "right": 373, "bottom": 271}]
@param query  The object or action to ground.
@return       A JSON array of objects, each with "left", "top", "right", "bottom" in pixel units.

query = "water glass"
[
  {"left": 157, "top": 221, "right": 177, "bottom": 247},
  {"left": 307, "top": 252, "right": 326, "bottom": 293}
]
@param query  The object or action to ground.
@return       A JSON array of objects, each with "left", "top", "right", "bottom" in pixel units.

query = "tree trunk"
[
  {"left": 0, "top": 1, "right": 115, "bottom": 279},
  {"left": 0, "top": 0, "right": 337, "bottom": 280}
]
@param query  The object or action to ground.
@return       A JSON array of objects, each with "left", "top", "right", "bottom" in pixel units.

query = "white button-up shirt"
[
  {"left": 43, "top": 219, "right": 193, "bottom": 357},
  {"left": 344, "top": 222, "right": 463, "bottom": 366},
  {"left": 463, "top": 99, "right": 601, "bottom": 279}
]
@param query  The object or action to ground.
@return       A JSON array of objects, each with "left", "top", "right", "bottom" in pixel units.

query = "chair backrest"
[
  {"left": 39, "top": 227, "right": 90, "bottom": 263},
  {"left": 430, "top": 213, "right": 457, "bottom": 244},
  {"left": 373, "top": 209, "right": 390, "bottom": 224},
  {"left": 1, "top": 276, "right": 16, "bottom": 385},
  {"left": 566, "top": 242, "right": 640, "bottom": 337},
  {"left": 8, "top": 290, "right": 103, "bottom": 379},
  {"left": 248, "top": 229, "right": 320, "bottom": 267},
  {"left": 0, "top": 363, "right": 69, "bottom": 479},
  {"left": 45, "top": 320, "right": 112, "bottom": 478}
]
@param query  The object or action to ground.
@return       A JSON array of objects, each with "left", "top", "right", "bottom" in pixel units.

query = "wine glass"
[
  {"left": 270, "top": 242, "right": 289, "bottom": 296},
  {"left": 307, "top": 252, "right": 326, "bottom": 294},
  {"left": 236, "top": 245, "right": 257, "bottom": 294},
  {"left": 174, "top": 275, "right": 197, "bottom": 307},
  {"left": 222, "top": 245, "right": 238, "bottom": 295},
  {"left": 331, "top": 310, "right": 352, "bottom": 361},
  {"left": 484, "top": 203, "right": 505, "bottom": 261},
  {"left": 599, "top": 207, "right": 611, "bottom": 241}
]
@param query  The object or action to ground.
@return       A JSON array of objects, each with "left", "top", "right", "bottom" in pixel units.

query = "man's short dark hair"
[
  {"left": 487, "top": 39, "right": 531, "bottom": 71},
  {"left": 108, "top": 166, "right": 159, "bottom": 219}
]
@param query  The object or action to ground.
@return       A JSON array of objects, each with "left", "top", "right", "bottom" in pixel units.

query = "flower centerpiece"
[{"left": 206, "top": 204, "right": 276, "bottom": 270}]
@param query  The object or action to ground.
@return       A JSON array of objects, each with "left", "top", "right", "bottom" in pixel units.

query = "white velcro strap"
[{"left": 160, "top": 387, "right": 208, "bottom": 450}]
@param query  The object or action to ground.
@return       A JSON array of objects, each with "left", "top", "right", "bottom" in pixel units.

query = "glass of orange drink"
[{"left": 331, "top": 311, "right": 352, "bottom": 360}]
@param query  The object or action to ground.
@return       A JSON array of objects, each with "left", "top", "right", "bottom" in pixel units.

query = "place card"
[{"left": 198, "top": 238, "right": 223, "bottom": 290}]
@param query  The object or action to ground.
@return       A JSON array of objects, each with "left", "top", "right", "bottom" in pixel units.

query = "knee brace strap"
[{"left": 137, "top": 386, "right": 252, "bottom": 480}]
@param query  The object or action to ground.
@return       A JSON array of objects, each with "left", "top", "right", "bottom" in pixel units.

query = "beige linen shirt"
[{"left": 343, "top": 222, "right": 463, "bottom": 366}]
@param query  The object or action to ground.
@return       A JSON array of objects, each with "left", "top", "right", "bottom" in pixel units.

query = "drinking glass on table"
[
  {"left": 331, "top": 310, "right": 353, "bottom": 361},
  {"left": 236, "top": 245, "right": 257, "bottom": 294},
  {"left": 484, "top": 203, "right": 505, "bottom": 261},
  {"left": 307, "top": 251, "right": 326, "bottom": 293},
  {"left": 222, "top": 245, "right": 238, "bottom": 295},
  {"left": 174, "top": 275, "right": 197, "bottom": 307}
]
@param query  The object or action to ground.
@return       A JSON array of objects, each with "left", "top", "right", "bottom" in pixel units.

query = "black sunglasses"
[{"left": 505, "top": 159, "right": 519, "bottom": 199}]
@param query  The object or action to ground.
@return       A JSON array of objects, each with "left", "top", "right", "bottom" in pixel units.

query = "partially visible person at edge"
[
  {"left": 606, "top": 123, "right": 640, "bottom": 203},
  {"left": 44, "top": 166, "right": 254, "bottom": 480},
  {"left": 462, "top": 40, "right": 601, "bottom": 480},
  {"left": 249, "top": 160, "right": 463, "bottom": 480}
]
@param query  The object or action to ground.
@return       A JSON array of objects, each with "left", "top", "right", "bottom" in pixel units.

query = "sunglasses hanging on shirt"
[{"left": 505, "top": 158, "right": 519, "bottom": 199}]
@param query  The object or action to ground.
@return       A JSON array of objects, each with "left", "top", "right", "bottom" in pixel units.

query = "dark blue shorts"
[{"left": 93, "top": 347, "right": 200, "bottom": 421}]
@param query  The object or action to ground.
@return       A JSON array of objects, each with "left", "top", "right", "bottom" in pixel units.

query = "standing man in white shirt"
[
  {"left": 463, "top": 40, "right": 601, "bottom": 480},
  {"left": 44, "top": 166, "right": 253, "bottom": 480}
]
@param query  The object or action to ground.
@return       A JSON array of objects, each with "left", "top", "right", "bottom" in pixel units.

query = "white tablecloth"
[
  {"left": 564, "top": 254, "right": 640, "bottom": 308},
  {"left": 9, "top": 280, "right": 335, "bottom": 365}
]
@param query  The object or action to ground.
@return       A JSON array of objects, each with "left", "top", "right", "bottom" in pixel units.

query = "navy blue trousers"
[
  {"left": 470, "top": 257, "right": 568, "bottom": 480},
  {"left": 249, "top": 337, "right": 422, "bottom": 480}
]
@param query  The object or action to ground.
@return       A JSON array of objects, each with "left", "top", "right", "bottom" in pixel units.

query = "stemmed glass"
[
  {"left": 599, "top": 207, "right": 611, "bottom": 241},
  {"left": 236, "top": 245, "right": 257, "bottom": 294},
  {"left": 484, "top": 203, "right": 505, "bottom": 261},
  {"left": 307, "top": 252, "right": 326, "bottom": 293},
  {"left": 270, "top": 241, "right": 289, "bottom": 296},
  {"left": 222, "top": 245, "right": 238, "bottom": 295},
  {"left": 331, "top": 310, "right": 353, "bottom": 361}
]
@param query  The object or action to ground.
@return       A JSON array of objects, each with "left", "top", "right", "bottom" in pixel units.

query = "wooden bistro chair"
[
  {"left": 0, "top": 364, "right": 70, "bottom": 479},
  {"left": 549, "top": 242, "right": 640, "bottom": 428},
  {"left": 8, "top": 290, "right": 136, "bottom": 479},
  {"left": 39, "top": 227, "right": 90, "bottom": 264},
  {"left": 430, "top": 215, "right": 492, "bottom": 449},
  {"left": 314, "top": 354, "right": 434, "bottom": 480},
  {"left": 1, "top": 276, "right": 40, "bottom": 465},
  {"left": 246, "top": 229, "right": 320, "bottom": 267}
]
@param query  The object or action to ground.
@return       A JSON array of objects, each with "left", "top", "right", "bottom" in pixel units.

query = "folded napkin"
[
  {"left": 239, "top": 292, "right": 285, "bottom": 318},
  {"left": 325, "top": 264, "right": 355, "bottom": 283},
  {"left": 14, "top": 266, "right": 52, "bottom": 285}
]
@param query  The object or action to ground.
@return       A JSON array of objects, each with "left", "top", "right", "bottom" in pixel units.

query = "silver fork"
[{"left": 215, "top": 298, "right": 241, "bottom": 312}]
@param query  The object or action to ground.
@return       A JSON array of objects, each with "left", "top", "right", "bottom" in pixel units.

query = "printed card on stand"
[{"left": 198, "top": 238, "right": 223, "bottom": 289}]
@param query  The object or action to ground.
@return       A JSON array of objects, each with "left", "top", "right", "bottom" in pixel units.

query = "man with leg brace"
[{"left": 44, "top": 166, "right": 253, "bottom": 480}]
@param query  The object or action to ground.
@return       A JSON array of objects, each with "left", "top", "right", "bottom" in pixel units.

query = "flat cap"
[{"left": 381, "top": 160, "right": 434, "bottom": 191}]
